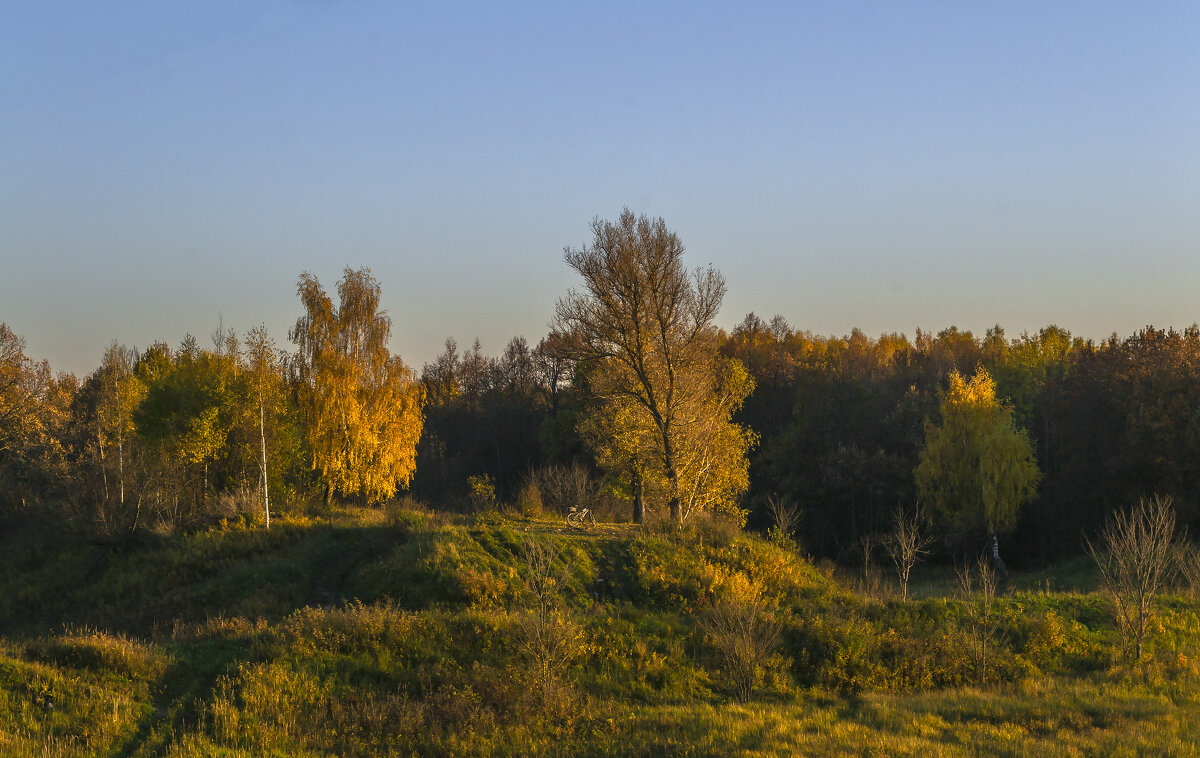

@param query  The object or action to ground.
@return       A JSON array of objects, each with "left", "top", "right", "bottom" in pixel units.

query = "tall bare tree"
[
  {"left": 245, "top": 325, "right": 282, "bottom": 527},
  {"left": 554, "top": 209, "right": 752, "bottom": 524}
]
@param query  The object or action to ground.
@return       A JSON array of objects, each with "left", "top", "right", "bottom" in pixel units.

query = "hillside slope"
[{"left": 2, "top": 506, "right": 1200, "bottom": 756}]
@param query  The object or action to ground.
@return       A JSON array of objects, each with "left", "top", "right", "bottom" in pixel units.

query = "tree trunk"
[
  {"left": 664, "top": 457, "right": 682, "bottom": 524},
  {"left": 660, "top": 424, "right": 683, "bottom": 524},
  {"left": 990, "top": 532, "right": 1008, "bottom": 579},
  {"left": 118, "top": 434, "right": 124, "bottom": 507},
  {"left": 633, "top": 473, "right": 644, "bottom": 525},
  {"left": 325, "top": 480, "right": 334, "bottom": 508},
  {"left": 98, "top": 430, "right": 110, "bottom": 505},
  {"left": 117, "top": 388, "right": 125, "bottom": 508},
  {"left": 259, "top": 397, "right": 270, "bottom": 529}
]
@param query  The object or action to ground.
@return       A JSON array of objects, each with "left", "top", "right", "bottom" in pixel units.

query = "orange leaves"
[{"left": 291, "top": 268, "right": 425, "bottom": 504}]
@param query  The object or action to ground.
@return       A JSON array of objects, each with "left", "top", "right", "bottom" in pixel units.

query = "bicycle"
[{"left": 566, "top": 505, "right": 597, "bottom": 528}]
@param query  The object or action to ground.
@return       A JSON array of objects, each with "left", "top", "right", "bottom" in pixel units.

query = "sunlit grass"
[{"left": 3, "top": 507, "right": 1200, "bottom": 755}]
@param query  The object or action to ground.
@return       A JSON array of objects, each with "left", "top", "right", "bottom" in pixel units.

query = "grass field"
[{"left": 2, "top": 505, "right": 1199, "bottom": 756}]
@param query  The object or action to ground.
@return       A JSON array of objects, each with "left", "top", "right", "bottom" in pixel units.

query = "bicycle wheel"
[{"left": 567, "top": 511, "right": 582, "bottom": 527}]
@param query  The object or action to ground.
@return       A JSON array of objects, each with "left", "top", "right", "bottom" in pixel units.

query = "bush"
[
  {"left": 700, "top": 572, "right": 784, "bottom": 701},
  {"left": 1088, "top": 494, "right": 1181, "bottom": 662},
  {"left": 516, "top": 480, "right": 544, "bottom": 518}
]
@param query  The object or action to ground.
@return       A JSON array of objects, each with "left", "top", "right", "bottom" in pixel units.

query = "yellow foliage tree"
[
  {"left": 580, "top": 356, "right": 755, "bottom": 524},
  {"left": 0, "top": 323, "right": 45, "bottom": 461},
  {"left": 556, "top": 210, "right": 755, "bottom": 524},
  {"left": 914, "top": 368, "right": 1040, "bottom": 570},
  {"left": 291, "top": 268, "right": 425, "bottom": 505},
  {"left": 0, "top": 323, "right": 74, "bottom": 510}
]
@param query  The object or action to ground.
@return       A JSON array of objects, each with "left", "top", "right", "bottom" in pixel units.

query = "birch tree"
[
  {"left": 245, "top": 325, "right": 283, "bottom": 527},
  {"left": 291, "top": 267, "right": 425, "bottom": 505},
  {"left": 914, "top": 368, "right": 1040, "bottom": 573},
  {"left": 97, "top": 342, "right": 144, "bottom": 517}
]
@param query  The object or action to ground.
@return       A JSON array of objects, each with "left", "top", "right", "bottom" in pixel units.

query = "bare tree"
[
  {"left": 858, "top": 532, "right": 885, "bottom": 598},
  {"left": 532, "top": 334, "right": 571, "bottom": 413},
  {"left": 956, "top": 555, "right": 999, "bottom": 685},
  {"left": 766, "top": 493, "right": 802, "bottom": 545},
  {"left": 530, "top": 464, "right": 599, "bottom": 515},
  {"left": 883, "top": 506, "right": 935, "bottom": 600},
  {"left": 1178, "top": 543, "right": 1200, "bottom": 598},
  {"left": 1087, "top": 494, "right": 1180, "bottom": 662}
]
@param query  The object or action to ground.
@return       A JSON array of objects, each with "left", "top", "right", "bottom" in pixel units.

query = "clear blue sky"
[{"left": 3, "top": 2, "right": 1198, "bottom": 376}]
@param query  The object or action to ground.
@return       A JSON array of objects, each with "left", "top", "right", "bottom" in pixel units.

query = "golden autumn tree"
[
  {"left": 579, "top": 357, "right": 754, "bottom": 524},
  {"left": 0, "top": 323, "right": 43, "bottom": 462},
  {"left": 291, "top": 267, "right": 425, "bottom": 505},
  {"left": 0, "top": 323, "right": 74, "bottom": 511},
  {"left": 914, "top": 368, "right": 1040, "bottom": 572},
  {"left": 555, "top": 210, "right": 755, "bottom": 524}
]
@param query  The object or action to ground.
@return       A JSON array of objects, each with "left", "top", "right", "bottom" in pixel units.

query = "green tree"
[
  {"left": 134, "top": 339, "right": 236, "bottom": 528},
  {"left": 554, "top": 210, "right": 753, "bottom": 524},
  {"left": 914, "top": 368, "right": 1040, "bottom": 571},
  {"left": 291, "top": 267, "right": 425, "bottom": 505}
]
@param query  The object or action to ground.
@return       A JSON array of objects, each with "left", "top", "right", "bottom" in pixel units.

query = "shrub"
[
  {"left": 515, "top": 480, "right": 544, "bottom": 518},
  {"left": 700, "top": 572, "right": 784, "bottom": 701},
  {"left": 467, "top": 474, "right": 497, "bottom": 511},
  {"left": 1088, "top": 494, "right": 1182, "bottom": 662},
  {"left": 529, "top": 464, "right": 600, "bottom": 515}
]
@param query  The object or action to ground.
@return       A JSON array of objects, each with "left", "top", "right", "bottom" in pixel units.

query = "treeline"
[
  {"left": 0, "top": 323, "right": 303, "bottom": 535},
  {"left": 5, "top": 279, "right": 1200, "bottom": 568},
  {"left": 724, "top": 317, "right": 1200, "bottom": 565},
  {"left": 412, "top": 316, "right": 1200, "bottom": 568},
  {"left": 0, "top": 268, "right": 425, "bottom": 536}
]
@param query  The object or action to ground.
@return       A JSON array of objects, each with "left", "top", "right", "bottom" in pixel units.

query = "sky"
[{"left": 3, "top": 2, "right": 1199, "bottom": 376}]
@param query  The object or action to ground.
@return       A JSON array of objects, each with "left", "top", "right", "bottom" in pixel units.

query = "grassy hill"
[{"left": 2, "top": 505, "right": 1200, "bottom": 756}]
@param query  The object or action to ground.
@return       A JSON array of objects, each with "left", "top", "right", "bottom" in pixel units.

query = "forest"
[
  {"left": 4, "top": 246, "right": 1200, "bottom": 571},
  {"left": 5, "top": 212, "right": 1200, "bottom": 755}
]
